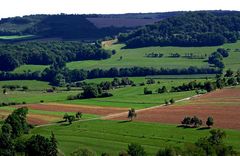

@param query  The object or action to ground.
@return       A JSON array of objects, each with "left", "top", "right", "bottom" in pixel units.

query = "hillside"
[
  {"left": 119, "top": 11, "right": 240, "bottom": 48},
  {"left": 0, "top": 12, "right": 181, "bottom": 41}
]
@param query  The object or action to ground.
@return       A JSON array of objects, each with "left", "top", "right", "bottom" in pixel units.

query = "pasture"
[
  {"left": 67, "top": 41, "right": 240, "bottom": 71},
  {"left": 31, "top": 119, "right": 240, "bottom": 155},
  {"left": 12, "top": 41, "right": 240, "bottom": 73}
]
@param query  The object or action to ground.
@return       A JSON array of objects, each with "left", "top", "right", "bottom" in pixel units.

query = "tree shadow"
[{"left": 118, "top": 120, "right": 131, "bottom": 123}]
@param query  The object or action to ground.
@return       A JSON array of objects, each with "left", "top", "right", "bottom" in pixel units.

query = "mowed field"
[
  {"left": 13, "top": 41, "right": 240, "bottom": 73},
  {"left": 113, "top": 87, "right": 240, "bottom": 130}
]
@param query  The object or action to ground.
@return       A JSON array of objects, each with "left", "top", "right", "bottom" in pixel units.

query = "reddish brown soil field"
[
  {"left": 13, "top": 103, "right": 128, "bottom": 116},
  {"left": 0, "top": 109, "right": 61, "bottom": 125},
  {"left": 113, "top": 88, "right": 240, "bottom": 130}
]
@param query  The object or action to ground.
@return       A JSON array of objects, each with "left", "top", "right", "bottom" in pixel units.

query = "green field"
[
  {"left": 31, "top": 120, "right": 240, "bottom": 156},
  {"left": 67, "top": 41, "right": 240, "bottom": 71},
  {"left": 0, "top": 35, "right": 34, "bottom": 40},
  {"left": 12, "top": 64, "right": 49, "bottom": 73},
  {"left": 0, "top": 80, "right": 52, "bottom": 91},
  {"left": 64, "top": 78, "right": 208, "bottom": 109},
  {"left": 0, "top": 79, "right": 207, "bottom": 108},
  {"left": 12, "top": 41, "right": 240, "bottom": 73}
]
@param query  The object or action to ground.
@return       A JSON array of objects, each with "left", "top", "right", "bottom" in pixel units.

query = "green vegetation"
[
  {"left": 0, "top": 78, "right": 206, "bottom": 108},
  {"left": 31, "top": 120, "right": 240, "bottom": 155},
  {"left": 67, "top": 41, "right": 240, "bottom": 71},
  {"left": 12, "top": 65, "right": 49, "bottom": 73},
  {"left": 0, "top": 80, "right": 51, "bottom": 91},
  {"left": 119, "top": 12, "right": 240, "bottom": 48},
  {"left": 64, "top": 78, "right": 205, "bottom": 108}
]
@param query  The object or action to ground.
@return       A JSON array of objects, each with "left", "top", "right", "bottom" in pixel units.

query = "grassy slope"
[
  {"left": 67, "top": 41, "right": 240, "bottom": 71},
  {"left": 13, "top": 41, "right": 240, "bottom": 73},
  {"left": 31, "top": 120, "right": 240, "bottom": 156}
]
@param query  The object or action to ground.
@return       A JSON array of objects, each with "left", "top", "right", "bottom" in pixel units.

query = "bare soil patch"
[{"left": 112, "top": 88, "right": 240, "bottom": 130}]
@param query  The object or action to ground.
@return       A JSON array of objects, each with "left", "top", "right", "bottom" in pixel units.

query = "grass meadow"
[
  {"left": 12, "top": 41, "right": 240, "bottom": 73},
  {"left": 31, "top": 120, "right": 240, "bottom": 155}
]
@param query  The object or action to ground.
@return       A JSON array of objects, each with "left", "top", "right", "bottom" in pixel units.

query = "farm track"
[{"left": 35, "top": 94, "right": 200, "bottom": 128}]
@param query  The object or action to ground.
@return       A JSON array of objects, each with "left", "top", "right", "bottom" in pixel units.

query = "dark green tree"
[
  {"left": 206, "top": 116, "right": 214, "bottom": 128},
  {"left": 127, "top": 143, "right": 146, "bottom": 156}
]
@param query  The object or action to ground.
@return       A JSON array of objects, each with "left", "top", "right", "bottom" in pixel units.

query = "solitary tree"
[
  {"left": 128, "top": 108, "right": 137, "bottom": 121},
  {"left": 206, "top": 116, "right": 214, "bottom": 128}
]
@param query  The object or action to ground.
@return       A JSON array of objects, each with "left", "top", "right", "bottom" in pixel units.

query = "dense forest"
[
  {"left": 0, "top": 41, "right": 113, "bottom": 71},
  {"left": 118, "top": 12, "right": 240, "bottom": 48}
]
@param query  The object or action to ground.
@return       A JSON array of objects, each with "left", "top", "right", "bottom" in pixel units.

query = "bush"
[
  {"left": 169, "top": 98, "right": 175, "bottom": 104},
  {"left": 127, "top": 143, "right": 146, "bottom": 156},
  {"left": 144, "top": 87, "right": 152, "bottom": 95}
]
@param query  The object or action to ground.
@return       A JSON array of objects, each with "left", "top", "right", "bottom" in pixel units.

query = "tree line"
[
  {"left": 0, "top": 65, "right": 221, "bottom": 86},
  {"left": 119, "top": 12, "right": 240, "bottom": 48},
  {"left": 0, "top": 41, "right": 113, "bottom": 71}
]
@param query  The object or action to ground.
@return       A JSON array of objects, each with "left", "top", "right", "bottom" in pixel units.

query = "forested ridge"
[
  {"left": 0, "top": 41, "right": 113, "bottom": 71},
  {"left": 118, "top": 12, "right": 240, "bottom": 48}
]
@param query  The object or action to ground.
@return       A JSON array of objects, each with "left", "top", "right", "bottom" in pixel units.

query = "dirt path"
[{"left": 35, "top": 94, "right": 200, "bottom": 128}]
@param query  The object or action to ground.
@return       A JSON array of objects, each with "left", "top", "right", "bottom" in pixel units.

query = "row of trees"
[
  {"left": 119, "top": 12, "right": 240, "bottom": 48},
  {"left": 0, "top": 41, "right": 114, "bottom": 71},
  {"left": 145, "top": 53, "right": 164, "bottom": 58},
  {"left": 181, "top": 116, "right": 214, "bottom": 128},
  {"left": 0, "top": 66, "right": 221, "bottom": 86},
  {"left": 0, "top": 107, "right": 58, "bottom": 156},
  {"left": 63, "top": 112, "right": 83, "bottom": 124}
]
